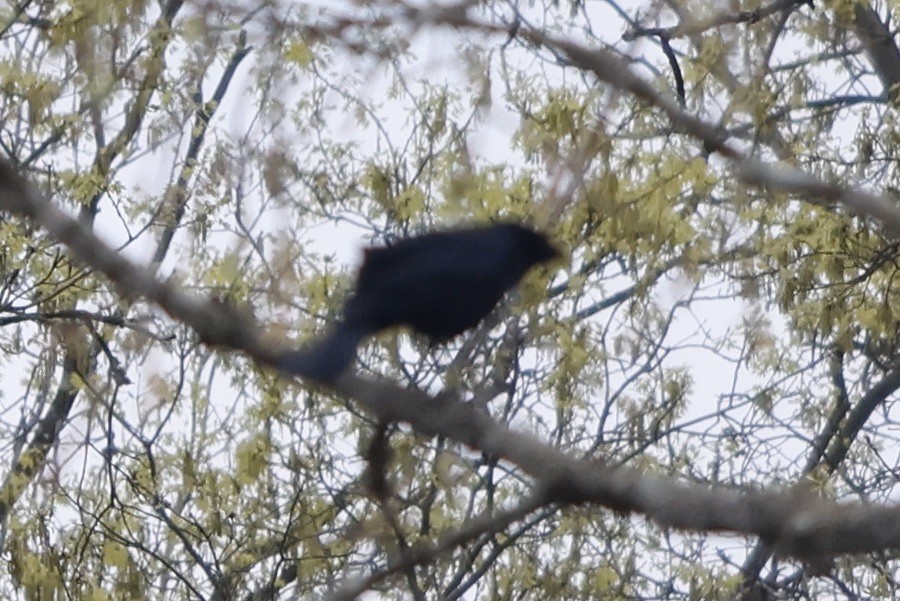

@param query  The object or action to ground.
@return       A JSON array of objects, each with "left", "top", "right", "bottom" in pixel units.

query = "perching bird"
[{"left": 279, "top": 222, "right": 560, "bottom": 382}]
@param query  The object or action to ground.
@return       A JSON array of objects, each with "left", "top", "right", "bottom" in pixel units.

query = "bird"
[{"left": 278, "top": 222, "right": 560, "bottom": 382}]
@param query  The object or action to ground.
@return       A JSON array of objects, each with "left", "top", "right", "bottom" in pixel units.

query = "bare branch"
[
  {"left": 318, "top": 5, "right": 900, "bottom": 236},
  {"left": 151, "top": 35, "right": 252, "bottom": 268},
  {"left": 325, "top": 493, "right": 545, "bottom": 601},
  {"left": 515, "top": 25, "right": 900, "bottom": 237},
  {"left": 0, "top": 160, "right": 276, "bottom": 364},
  {"left": 851, "top": 2, "right": 900, "bottom": 99},
  {"left": 622, "top": 0, "right": 811, "bottom": 42}
]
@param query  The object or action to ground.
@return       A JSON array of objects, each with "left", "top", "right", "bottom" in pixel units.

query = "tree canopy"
[{"left": 0, "top": 0, "right": 898, "bottom": 599}]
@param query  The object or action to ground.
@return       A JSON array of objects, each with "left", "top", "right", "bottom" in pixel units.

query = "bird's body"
[{"left": 280, "top": 223, "right": 559, "bottom": 382}]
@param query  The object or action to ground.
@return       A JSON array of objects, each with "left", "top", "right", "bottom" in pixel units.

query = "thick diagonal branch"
[{"left": 1, "top": 162, "right": 900, "bottom": 565}]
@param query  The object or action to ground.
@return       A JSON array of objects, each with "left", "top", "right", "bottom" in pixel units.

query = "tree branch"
[
  {"left": 351, "top": 5, "right": 900, "bottom": 236},
  {"left": 850, "top": 2, "right": 900, "bottom": 100},
  {"left": 1, "top": 161, "right": 900, "bottom": 566},
  {"left": 151, "top": 34, "right": 252, "bottom": 268}
]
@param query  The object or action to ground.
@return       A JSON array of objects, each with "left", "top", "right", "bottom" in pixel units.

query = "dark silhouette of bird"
[{"left": 279, "top": 222, "right": 560, "bottom": 382}]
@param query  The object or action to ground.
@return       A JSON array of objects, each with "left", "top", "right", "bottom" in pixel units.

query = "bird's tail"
[{"left": 278, "top": 324, "right": 368, "bottom": 383}]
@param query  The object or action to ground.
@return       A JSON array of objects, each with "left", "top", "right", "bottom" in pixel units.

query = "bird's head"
[{"left": 501, "top": 223, "right": 562, "bottom": 268}]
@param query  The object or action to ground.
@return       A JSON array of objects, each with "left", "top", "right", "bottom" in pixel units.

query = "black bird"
[
  {"left": 279, "top": 222, "right": 560, "bottom": 382},
  {"left": 279, "top": 224, "right": 559, "bottom": 382}
]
